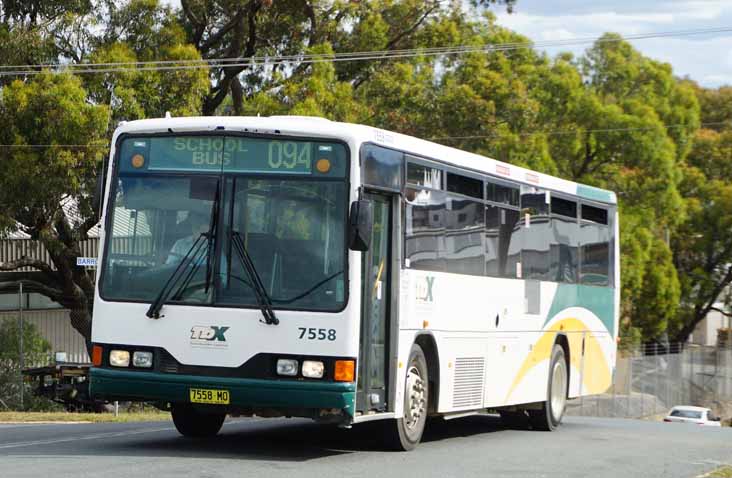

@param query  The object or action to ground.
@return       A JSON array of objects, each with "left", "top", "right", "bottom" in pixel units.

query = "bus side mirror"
[
  {"left": 348, "top": 200, "right": 373, "bottom": 251},
  {"left": 93, "top": 158, "right": 108, "bottom": 218}
]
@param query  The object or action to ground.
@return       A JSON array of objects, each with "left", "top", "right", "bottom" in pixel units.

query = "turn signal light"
[
  {"left": 92, "top": 345, "right": 103, "bottom": 366},
  {"left": 334, "top": 360, "right": 355, "bottom": 382}
]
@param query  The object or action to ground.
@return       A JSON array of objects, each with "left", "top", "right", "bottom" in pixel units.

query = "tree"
[
  {"left": 671, "top": 124, "right": 732, "bottom": 343},
  {"left": 0, "top": 72, "right": 109, "bottom": 343},
  {"left": 177, "top": 0, "right": 516, "bottom": 115},
  {"left": 0, "top": 1, "right": 92, "bottom": 79}
]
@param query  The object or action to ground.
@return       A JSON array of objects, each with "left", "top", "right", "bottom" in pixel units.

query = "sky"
[{"left": 494, "top": 0, "right": 732, "bottom": 87}]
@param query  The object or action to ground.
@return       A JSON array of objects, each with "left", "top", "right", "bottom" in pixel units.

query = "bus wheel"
[
  {"left": 528, "top": 344, "right": 567, "bottom": 431},
  {"left": 171, "top": 404, "right": 226, "bottom": 438},
  {"left": 387, "top": 343, "right": 429, "bottom": 451}
]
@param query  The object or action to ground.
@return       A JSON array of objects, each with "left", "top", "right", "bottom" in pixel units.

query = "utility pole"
[{"left": 18, "top": 282, "right": 24, "bottom": 410}]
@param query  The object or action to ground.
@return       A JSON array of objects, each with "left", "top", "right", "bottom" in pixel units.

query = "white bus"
[{"left": 90, "top": 116, "right": 619, "bottom": 450}]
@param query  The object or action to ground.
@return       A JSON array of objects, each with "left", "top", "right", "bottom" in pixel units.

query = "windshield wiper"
[
  {"left": 146, "top": 234, "right": 208, "bottom": 319},
  {"left": 230, "top": 231, "right": 279, "bottom": 325},
  {"left": 272, "top": 270, "right": 344, "bottom": 304},
  {"left": 147, "top": 187, "right": 220, "bottom": 319},
  {"left": 204, "top": 187, "right": 220, "bottom": 294}
]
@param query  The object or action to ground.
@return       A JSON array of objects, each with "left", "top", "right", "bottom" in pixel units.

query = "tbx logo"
[
  {"left": 416, "top": 276, "right": 435, "bottom": 303},
  {"left": 190, "top": 326, "right": 229, "bottom": 342}
]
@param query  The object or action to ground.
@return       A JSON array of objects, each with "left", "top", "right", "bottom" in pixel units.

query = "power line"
[
  {"left": 0, "top": 144, "right": 102, "bottom": 148},
  {"left": 0, "top": 121, "right": 728, "bottom": 148},
  {"left": 429, "top": 121, "right": 731, "bottom": 141},
  {"left": 0, "top": 26, "right": 730, "bottom": 76}
]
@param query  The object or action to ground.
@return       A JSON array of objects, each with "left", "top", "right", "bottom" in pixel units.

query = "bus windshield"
[{"left": 100, "top": 134, "right": 349, "bottom": 312}]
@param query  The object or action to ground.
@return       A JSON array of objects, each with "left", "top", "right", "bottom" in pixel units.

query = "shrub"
[{"left": 0, "top": 317, "right": 59, "bottom": 411}]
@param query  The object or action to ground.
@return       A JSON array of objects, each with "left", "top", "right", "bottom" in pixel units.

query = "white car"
[{"left": 663, "top": 406, "right": 722, "bottom": 427}]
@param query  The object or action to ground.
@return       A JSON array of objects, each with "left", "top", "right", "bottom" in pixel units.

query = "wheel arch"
[{"left": 414, "top": 333, "right": 440, "bottom": 414}]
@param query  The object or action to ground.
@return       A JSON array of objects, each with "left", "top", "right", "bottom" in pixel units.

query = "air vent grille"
[{"left": 453, "top": 357, "right": 485, "bottom": 408}]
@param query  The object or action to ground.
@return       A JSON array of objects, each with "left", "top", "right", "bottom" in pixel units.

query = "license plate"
[{"left": 189, "top": 388, "right": 230, "bottom": 405}]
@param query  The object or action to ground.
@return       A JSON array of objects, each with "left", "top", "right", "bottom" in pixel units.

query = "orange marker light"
[
  {"left": 92, "top": 345, "right": 103, "bottom": 366},
  {"left": 131, "top": 154, "right": 145, "bottom": 168},
  {"left": 316, "top": 158, "right": 331, "bottom": 173},
  {"left": 334, "top": 360, "right": 355, "bottom": 382}
]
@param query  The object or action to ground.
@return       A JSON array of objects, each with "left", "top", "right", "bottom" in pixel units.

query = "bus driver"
[{"left": 166, "top": 211, "right": 210, "bottom": 265}]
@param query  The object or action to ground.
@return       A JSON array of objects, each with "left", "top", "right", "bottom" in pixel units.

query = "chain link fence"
[{"left": 567, "top": 343, "right": 732, "bottom": 421}]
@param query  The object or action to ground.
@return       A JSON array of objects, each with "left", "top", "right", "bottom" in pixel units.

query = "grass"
[
  {"left": 0, "top": 410, "right": 171, "bottom": 423},
  {"left": 703, "top": 466, "right": 732, "bottom": 478}
]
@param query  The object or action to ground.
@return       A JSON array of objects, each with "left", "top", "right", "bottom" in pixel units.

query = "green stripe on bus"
[
  {"left": 576, "top": 184, "right": 616, "bottom": 204},
  {"left": 545, "top": 284, "right": 615, "bottom": 336}
]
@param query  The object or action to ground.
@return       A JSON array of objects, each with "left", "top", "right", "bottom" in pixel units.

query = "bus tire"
[
  {"left": 171, "top": 404, "right": 226, "bottom": 438},
  {"left": 528, "top": 344, "right": 567, "bottom": 431},
  {"left": 387, "top": 343, "right": 429, "bottom": 451}
]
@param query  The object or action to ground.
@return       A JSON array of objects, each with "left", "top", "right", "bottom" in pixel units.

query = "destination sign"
[{"left": 119, "top": 136, "right": 346, "bottom": 177}]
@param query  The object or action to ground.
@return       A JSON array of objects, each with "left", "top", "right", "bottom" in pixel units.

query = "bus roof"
[{"left": 113, "top": 116, "right": 617, "bottom": 205}]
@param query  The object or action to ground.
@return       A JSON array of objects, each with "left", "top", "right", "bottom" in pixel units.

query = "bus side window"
[
  {"left": 580, "top": 204, "right": 610, "bottom": 286},
  {"left": 361, "top": 144, "right": 403, "bottom": 192},
  {"left": 405, "top": 187, "right": 447, "bottom": 272},
  {"left": 485, "top": 205, "right": 520, "bottom": 278},
  {"left": 406, "top": 160, "right": 443, "bottom": 189},
  {"left": 521, "top": 188, "right": 550, "bottom": 281},
  {"left": 445, "top": 197, "right": 484, "bottom": 276},
  {"left": 446, "top": 173, "right": 483, "bottom": 200},
  {"left": 550, "top": 196, "right": 579, "bottom": 283}
]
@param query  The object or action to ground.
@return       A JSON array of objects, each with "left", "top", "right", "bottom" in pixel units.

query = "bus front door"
[{"left": 357, "top": 192, "right": 391, "bottom": 413}]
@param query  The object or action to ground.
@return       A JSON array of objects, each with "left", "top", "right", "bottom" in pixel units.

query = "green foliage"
[
  {"left": 693, "top": 84, "right": 732, "bottom": 131},
  {"left": 672, "top": 165, "right": 732, "bottom": 341},
  {"left": 84, "top": 1, "right": 209, "bottom": 128},
  {"left": 0, "top": 317, "right": 58, "bottom": 411},
  {"left": 0, "top": 317, "right": 51, "bottom": 362},
  {"left": 633, "top": 238, "right": 681, "bottom": 339},
  {"left": 668, "top": 80, "right": 732, "bottom": 343},
  {"left": 0, "top": 72, "right": 109, "bottom": 238},
  {"left": 618, "top": 323, "right": 642, "bottom": 353}
]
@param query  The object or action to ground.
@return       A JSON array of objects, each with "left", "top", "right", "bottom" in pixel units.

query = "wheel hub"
[
  {"left": 405, "top": 365, "right": 426, "bottom": 430},
  {"left": 550, "top": 359, "right": 567, "bottom": 422}
]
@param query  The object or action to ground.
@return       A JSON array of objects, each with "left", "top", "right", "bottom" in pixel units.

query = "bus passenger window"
[
  {"left": 485, "top": 205, "right": 521, "bottom": 278},
  {"left": 361, "top": 144, "right": 403, "bottom": 192},
  {"left": 580, "top": 205, "right": 611, "bottom": 286},
  {"left": 445, "top": 198, "right": 484, "bottom": 276},
  {"left": 406, "top": 161, "right": 442, "bottom": 189},
  {"left": 521, "top": 188, "right": 550, "bottom": 281},
  {"left": 446, "top": 173, "right": 483, "bottom": 200},
  {"left": 405, "top": 188, "right": 446, "bottom": 272},
  {"left": 486, "top": 182, "right": 519, "bottom": 207},
  {"left": 550, "top": 197, "right": 578, "bottom": 283}
]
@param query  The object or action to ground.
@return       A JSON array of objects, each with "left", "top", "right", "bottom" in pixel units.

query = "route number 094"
[
  {"left": 268, "top": 141, "right": 311, "bottom": 170},
  {"left": 298, "top": 327, "right": 336, "bottom": 341}
]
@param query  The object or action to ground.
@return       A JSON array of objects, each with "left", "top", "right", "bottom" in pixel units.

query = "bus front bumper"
[{"left": 90, "top": 367, "right": 356, "bottom": 420}]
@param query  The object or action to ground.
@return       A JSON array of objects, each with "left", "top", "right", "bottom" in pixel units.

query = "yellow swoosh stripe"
[{"left": 504, "top": 318, "right": 611, "bottom": 403}]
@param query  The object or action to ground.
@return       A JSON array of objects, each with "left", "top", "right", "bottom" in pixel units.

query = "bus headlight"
[
  {"left": 302, "top": 360, "right": 324, "bottom": 379},
  {"left": 133, "top": 351, "right": 153, "bottom": 368},
  {"left": 276, "top": 359, "right": 298, "bottom": 376},
  {"left": 109, "top": 350, "right": 130, "bottom": 367}
]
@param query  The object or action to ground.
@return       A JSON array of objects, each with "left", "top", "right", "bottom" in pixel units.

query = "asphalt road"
[{"left": 0, "top": 416, "right": 730, "bottom": 478}]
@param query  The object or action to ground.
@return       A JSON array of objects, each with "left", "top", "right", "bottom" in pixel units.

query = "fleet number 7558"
[{"left": 298, "top": 327, "right": 336, "bottom": 341}]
